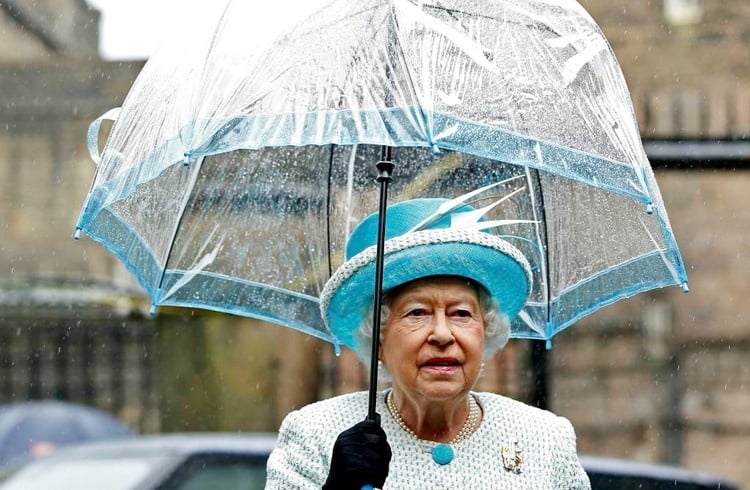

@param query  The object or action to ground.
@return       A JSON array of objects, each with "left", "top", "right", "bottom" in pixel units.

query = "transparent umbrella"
[{"left": 75, "top": 0, "right": 687, "bottom": 393}]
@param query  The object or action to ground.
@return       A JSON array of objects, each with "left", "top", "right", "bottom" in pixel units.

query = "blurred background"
[{"left": 0, "top": 0, "right": 747, "bottom": 487}]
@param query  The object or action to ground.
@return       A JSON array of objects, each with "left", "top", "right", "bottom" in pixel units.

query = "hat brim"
[{"left": 321, "top": 229, "right": 532, "bottom": 351}]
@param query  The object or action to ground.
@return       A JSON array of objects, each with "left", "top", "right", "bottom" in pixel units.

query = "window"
[{"left": 663, "top": 0, "right": 704, "bottom": 26}]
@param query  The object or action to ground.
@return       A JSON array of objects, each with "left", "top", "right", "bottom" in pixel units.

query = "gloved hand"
[{"left": 323, "top": 414, "right": 392, "bottom": 490}]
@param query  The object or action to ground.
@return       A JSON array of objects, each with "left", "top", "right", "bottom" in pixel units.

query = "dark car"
[
  {"left": 0, "top": 433, "right": 739, "bottom": 489},
  {"left": 0, "top": 400, "right": 133, "bottom": 468},
  {"left": 0, "top": 433, "right": 277, "bottom": 490},
  {"left": 580, "top": 455, "right": 739, "bottom": 490}
]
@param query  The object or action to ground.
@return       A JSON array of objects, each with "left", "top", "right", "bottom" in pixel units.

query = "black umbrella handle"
[{"left": 367, "top": 157, "right": 394, "bottom": 422}]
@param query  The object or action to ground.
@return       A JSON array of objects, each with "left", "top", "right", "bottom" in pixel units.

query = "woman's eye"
[
  {"left": 406, "top": 308, "right": 427, "bottom": 317},
  {"left": 452, "top": 309, "right": 474, "bottom": 319}
]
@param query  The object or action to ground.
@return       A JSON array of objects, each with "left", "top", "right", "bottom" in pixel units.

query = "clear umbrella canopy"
[{"left": 76, "top": 0, "right": 687, "bottom": 349}]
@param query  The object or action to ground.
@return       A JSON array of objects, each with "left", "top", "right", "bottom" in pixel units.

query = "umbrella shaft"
[{"left": 367, "top": 158, "right": 394, "bottom": 422}]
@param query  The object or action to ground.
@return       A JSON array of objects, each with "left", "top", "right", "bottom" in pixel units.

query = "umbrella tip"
[
  {"left": 333, "top": 341, "right": 342, "bottom": 357},
  {"left": 681, "top": 282, "right": 690, "bottom": 293},
  {"left": 646, "top": 203, "right": 654, "bottom": 215},
  {"left": 545, "top": 339, "right": 552, "bottom": 350},
  {"left": 73, "top": 228, "right": 81, "bottom": 240},
  {"left": 149, "top": 305, "right": 157, "bottom": 316},
  {"left": 183, "top": 153, "right": 191, "bottom": 166}
]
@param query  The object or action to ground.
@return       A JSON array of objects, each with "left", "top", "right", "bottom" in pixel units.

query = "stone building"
[
  {"left": 552, "top": 0, "right": 750, "bottom": 486},
  {"left": 0, "top": 0, "right": 157, "bottom": 430},
  {"left": 0, "top": 0, "right": 748, "bottom": 487}
]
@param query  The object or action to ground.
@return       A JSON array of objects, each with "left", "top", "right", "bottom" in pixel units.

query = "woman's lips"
[{"left": 421, "top": 357, "right": 461, "bottom": 372}]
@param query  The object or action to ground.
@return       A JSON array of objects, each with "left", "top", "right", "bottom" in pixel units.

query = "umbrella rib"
[
  {"left": 525, "top": 167, "right": 552, "bottom": 336},
  {"left": 386, "top": 3, "right": 432, "bottom": 143},
  {"left": 155, "top": 158, "right": 205, "bottom": 303},
  {"left": 326, "top": 145, "right": 335, "bottom": 279}
]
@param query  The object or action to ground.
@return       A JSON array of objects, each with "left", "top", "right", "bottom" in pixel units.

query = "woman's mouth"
[{"left": 421, "top": 358, "right": 461, "bottom": 372}]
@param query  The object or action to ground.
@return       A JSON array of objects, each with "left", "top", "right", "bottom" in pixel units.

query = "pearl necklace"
[{"left": 385, "top": 390, "right": 480, "bottom": 465}]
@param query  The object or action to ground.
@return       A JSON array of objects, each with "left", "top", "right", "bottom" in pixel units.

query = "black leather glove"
[{"left": 323, "top": 414, "right": 392, "bottom": 490}]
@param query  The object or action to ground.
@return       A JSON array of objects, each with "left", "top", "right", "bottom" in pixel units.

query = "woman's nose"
[{"left": 427, "top": 311, "right": 455, "bottom": 346}]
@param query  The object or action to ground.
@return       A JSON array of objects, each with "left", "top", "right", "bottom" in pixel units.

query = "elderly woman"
[{"left": 266, "top": 198, "right": 590, "bottom": 489}]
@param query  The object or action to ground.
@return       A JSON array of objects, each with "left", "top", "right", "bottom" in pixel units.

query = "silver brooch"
[{"left": 501, "top": 439, "right": 522, "bottom": 473}]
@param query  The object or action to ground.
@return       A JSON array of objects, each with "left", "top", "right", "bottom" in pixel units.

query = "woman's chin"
[{"left": 412, "top": 377, "right": 470, "bottom": 401}]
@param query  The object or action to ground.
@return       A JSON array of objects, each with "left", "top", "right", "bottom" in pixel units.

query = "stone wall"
[
  {"left": 583, "top": 0, "right": 750, "bottom": 90},
  {"left": 0, "top": 61, "right": 144, "bottom": 286},
  {"left": 581, "top": 0, "right": 750, "bottom": 138},
  {"left": 0, "top": 0, "right": 99, "bottom": 61},
  {"left": 546, "top": 2, "right": 750, "bottom": 487}
]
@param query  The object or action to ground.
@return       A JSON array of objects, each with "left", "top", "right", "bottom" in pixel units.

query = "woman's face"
[{"left": 380, "top": 276, "right": 485, "bottom": 404}]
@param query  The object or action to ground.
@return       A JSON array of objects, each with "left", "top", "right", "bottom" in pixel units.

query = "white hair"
[{"left": 354, "top": 279, "right": 511, "bottom": 379}]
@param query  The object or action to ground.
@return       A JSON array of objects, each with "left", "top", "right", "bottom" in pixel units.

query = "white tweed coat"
[{"left": 266, "top": 390, "right": 590, "bottom": 489}]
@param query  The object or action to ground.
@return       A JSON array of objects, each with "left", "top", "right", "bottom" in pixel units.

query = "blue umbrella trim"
[{"left": 81, "top": 205, "right": 683, "bottom": 344}]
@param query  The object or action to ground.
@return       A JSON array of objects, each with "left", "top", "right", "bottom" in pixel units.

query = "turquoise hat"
[{"left": 320, "top": 198, "right": 532, "bottom": 351}]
